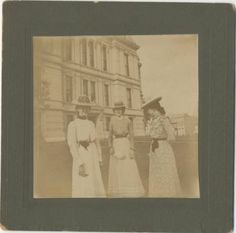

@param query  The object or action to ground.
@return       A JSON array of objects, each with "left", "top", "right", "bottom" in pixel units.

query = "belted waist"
[
  {"left": 114, "top": 133, "right": 128, "bottom": 138},
  {"left": 151, "top": 137, "right": 167, "bottom": 152},
  {"left": 78, "top": 140, "right": 94, "bottom": 150},
  {"left": 152, "top": 137, "right": 167, "bottom": 141}
]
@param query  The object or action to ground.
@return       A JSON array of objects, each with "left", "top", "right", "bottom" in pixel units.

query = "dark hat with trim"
[
  {"left": 72, "top": 96, "right": 92, "bottom": 107},
  {"left": 142, "top": 96, "right": 162, "bottom": 109},
  {"left": 113, "top": 101, "right": 126, "bottom": 110}
]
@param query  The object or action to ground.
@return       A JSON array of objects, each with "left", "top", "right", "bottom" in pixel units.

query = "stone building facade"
[{"left": 34, "top": 36, "right": 145, "bottom": 142}]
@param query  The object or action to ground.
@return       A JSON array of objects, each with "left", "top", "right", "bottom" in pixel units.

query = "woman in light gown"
[
  {"left": 143, "top": 97, "right": 182, "bottom": 197},
  {"left": 107, "top": 101, "right": 145, "bottom": 197},
  {"left": 67, "top": 96, "right": 105, "bottom": 198}
]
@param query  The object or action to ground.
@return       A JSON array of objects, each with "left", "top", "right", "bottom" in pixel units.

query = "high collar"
[
  {"left": 115, "top": 115, "right": 124, "bottom": 120},
  {"left": 76, "top": 117, "right": 87, "bottom": 121},
  {"left": 77, "top": 116, "right": 87, "bottom": 120}
]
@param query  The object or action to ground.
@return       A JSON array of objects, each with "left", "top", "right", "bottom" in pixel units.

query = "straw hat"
[
  {"left": 72, "top": 96, "right": 92, "bottom": 107},
  {"left": 113, "top": 101, "right": 126, "bottom": 110},
  {"left": 142, "top": 96, "right": 162, "bottom": 109}
]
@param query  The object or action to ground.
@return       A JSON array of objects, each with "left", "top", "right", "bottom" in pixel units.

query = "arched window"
[
  {"left": 126, "top": 88, "right": 132, "bottom": 108},
  {"left": 88, "top": 41, "right": 94, "bottom": 67},
  {"left": 102, "top": 45, "right": 107, "bottom": 71},
  {"left": 82, "top": 80, "right": 88, "bottom": 97},
  {"left": 124, "top": 53, "right": 130, "bottom": 76},
  {"left": 65, "top": 75, "right": 73, "bottom": 102},
  {"left": 81, "top": 39, "right": 87, "bottom": 66},
  {"left": 90, "top": 81, "right": 96, "bottom": 103},
  {"left": 104, "top": 84, "right": 109, "bottom": 106}
]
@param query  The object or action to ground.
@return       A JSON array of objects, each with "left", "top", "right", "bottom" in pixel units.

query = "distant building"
[
  {"left": 34, "top": 36, "right": 145, "bottom": 142},
  {"left": 169, "top": 114, "right": 198, "bottom": 136}
]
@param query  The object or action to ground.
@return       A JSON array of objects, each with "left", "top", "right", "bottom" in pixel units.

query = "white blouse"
[{"left": 67, "top": 119, "right": 97, "bottom": 164}]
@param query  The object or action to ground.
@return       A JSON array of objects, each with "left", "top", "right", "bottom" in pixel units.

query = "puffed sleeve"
[
  {"left": 145, "top": 119, "right": 152, "bottom": 136},
  {"left": 67, "top": 121, "right": 84, "bottom": 165}
]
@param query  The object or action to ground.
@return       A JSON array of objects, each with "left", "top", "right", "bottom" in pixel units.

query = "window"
[
  {"left": 88, "top": 41, "right": 94, "bottom": 67},
  {"left": 81, "top": 39, "right": 87, "bottom": 65},
  {"left": 90, "top": 81, "right": 96, "bottom": 103},
  {"left": 182, "top": 127, "right": 186, "bottom": 135},
  {"left": 102, "top": 46, "right": 107, "bottom": 71},
  {"left": 129, "top": 117, "right": 134, "bottom": 129},
  {"left": 177, "top": 127, "right": 185, "bottom": 136},
  {"left": 105, "top": 117, "right": 110, "bottom": 131},
  {"left": 104, "top": 84, "right": 109, "bottom": 106},
  {"left": 65, "top": 75, "right": 73, "bottom": 103},
  {"left": 138, "top": 62, "right": 142, "bottom": 79},
  {"left": 174, "top": 128, "right": 178, "bottom": 136},
  {"left": 83, "top": 80, "right": 88, "bottom": 97},
  {"left": 64, "top": 39, "right": 72, "bottom": 61},
  {"left": 126, "top": 88, "right": 132, "bottom": 108},
  {"left": 124, "top": 53, "right": 130, "bottom": 76}
]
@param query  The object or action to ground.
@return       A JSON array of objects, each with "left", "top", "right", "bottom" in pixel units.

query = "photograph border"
[{"left": 1, "top": 2, "right": 234, "bottom": 232}]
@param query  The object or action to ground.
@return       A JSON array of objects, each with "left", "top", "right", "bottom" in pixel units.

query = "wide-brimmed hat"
[
  {"left": 113, "top": 101, "right": 126, "bottom": 110},
  {"left": 142, "top": 96, "right": 162, "bottom": 109},
  {"left": 72, "top": 96, "right": 92, "bottom": 107}
]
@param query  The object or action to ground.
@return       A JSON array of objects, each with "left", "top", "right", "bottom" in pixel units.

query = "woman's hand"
[
  {"left": 79, "top": 163, "right": 88, "bottom": 177},
  {"left": 129, "top": 148, "right": 135, "bottom": 159},
  {"left": 129, "top": 151, "right": 135, "bottom": 159},
  {"left": 109, "top": 147, "right": 115, "bottom": 155}
]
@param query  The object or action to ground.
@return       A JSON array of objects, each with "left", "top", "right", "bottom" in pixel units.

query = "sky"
[{"left": 134, "top": 35, "right": 198, "bottom": 116}]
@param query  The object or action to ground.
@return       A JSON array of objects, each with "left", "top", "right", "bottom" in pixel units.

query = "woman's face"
[
  {"left": 147, "top": 108, "right": 160, "bottom": 118},
  {"left": 77, "top": 107, "right": 90, "bottom": 119},
  {"left": 114, "top": 108, "right": 123, "bottom": 117}
]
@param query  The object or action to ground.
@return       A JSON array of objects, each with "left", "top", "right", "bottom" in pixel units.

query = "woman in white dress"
[
  {"left": 108, "top": 101, "right": 145, "bottom": 197},
  {"left": 67, "top": 96, "right": 105, "bottom": 197},
  {"left": 143, "top": 97, "right": 182, "bottom": 197}
]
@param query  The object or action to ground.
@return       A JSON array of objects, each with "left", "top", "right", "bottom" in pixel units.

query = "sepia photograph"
[{"left": 33, "top": 35, "right": 199, "bottom": 198}]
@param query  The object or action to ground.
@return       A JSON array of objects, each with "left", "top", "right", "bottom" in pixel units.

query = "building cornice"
[
  {"left": 112, "top": 37, "right": 140, "bottom": 50},
  {"left": 41, "top": 55, "right": 114, "bottom": 81},
  {"left": 113, "top": 74, "right": 141, "bottom": 87},
  {"left": 40, "top": 99, "right": 144, "bottom": 116},
  {"left": 41, "top": 54, "right": 142, "bottom": 86}
]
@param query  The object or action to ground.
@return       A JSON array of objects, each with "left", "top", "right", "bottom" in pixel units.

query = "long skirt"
[
  {"left": 149, "top": 140, "right": 182, "bottom": 197},
  {"left": 72, "top": 143, "right": 106, "bottom": 198},
  {"left": 108, "top": 137, "right": 145, "bottom": 197}
]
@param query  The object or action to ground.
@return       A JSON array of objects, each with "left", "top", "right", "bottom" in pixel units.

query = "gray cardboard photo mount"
[{"left": 1, "top": 2, "right": 235, "bottom": 232}]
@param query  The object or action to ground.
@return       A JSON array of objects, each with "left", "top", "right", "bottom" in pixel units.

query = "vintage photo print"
[{"left": 33, "top": 35, "right": 199, "bottom": 198}]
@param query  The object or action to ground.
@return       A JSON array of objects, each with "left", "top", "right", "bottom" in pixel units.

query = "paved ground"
[{"left": 34, "top": 137, "right": 199, "bottom": 198}]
